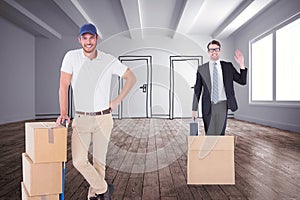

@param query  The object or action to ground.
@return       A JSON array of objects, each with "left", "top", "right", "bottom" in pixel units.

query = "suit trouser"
[
  {"left": 72, "top": 113, "right": 113, "bottom": 198},
  {"left": 205, "top": 100, "right": 228, "bottom": 135}
]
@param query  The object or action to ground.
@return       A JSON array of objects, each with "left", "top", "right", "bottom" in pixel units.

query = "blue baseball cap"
[{"left": 79, "top": 23, "right": 97, "bottom": 36}]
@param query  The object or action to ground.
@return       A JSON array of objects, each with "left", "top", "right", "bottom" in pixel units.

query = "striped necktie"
[{"left": 212, "top": 62, "right": 219, "bottom": 104}]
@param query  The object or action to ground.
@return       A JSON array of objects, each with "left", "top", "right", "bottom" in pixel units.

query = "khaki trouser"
[{"left": 72, "top": 113, "right": 113, "bottom": 197}]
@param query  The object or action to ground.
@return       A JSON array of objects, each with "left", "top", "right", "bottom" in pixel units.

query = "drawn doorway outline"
[
  {"left": 169, "top": 55, "right": 203, "bottom": 119},
  {"left": 116, "top": 55, "right": 153, "bottom": 119}
]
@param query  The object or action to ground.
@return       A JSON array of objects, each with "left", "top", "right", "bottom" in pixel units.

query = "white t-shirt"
[{"left": 61, "top": 49, "right": 128, "bottom": 112}]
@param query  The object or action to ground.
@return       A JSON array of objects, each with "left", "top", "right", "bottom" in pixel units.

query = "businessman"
[{"left": 192, "top": 40, "right": 247, "bottom": 135}]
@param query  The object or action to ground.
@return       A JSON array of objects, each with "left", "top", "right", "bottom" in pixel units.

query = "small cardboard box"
[
  {"left": 25, "top": 122, "right": 67, "bottom": 163},
  {"left": 187, "top": 136, "right": 235, "bottom": 185},
  {"left": 21, "top": 182, "right": 59, "bottom": 200},
  {"left": 22, "top": 153, "right": 62, "bottom": 196}
]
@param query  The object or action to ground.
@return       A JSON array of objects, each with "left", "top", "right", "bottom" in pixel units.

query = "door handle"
[{"left": 139, "top": 84, "right": 147, "bottom": 93}]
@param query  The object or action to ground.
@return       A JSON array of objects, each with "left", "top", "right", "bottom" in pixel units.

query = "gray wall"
[
  {"left": 231, "top": 0, "right": 300, "bottom": 133},
  {"left": 35, "top": 36, "right": 79, "bottom": 117},
  {"left": 34, "top": 32, "right": 213, "bottom": 119},
  {"left": 1, "top": 0, "right": 300, "bottom": 134},
  {"left": 0, "top": 17, "right": 35, "bottom": 124}
]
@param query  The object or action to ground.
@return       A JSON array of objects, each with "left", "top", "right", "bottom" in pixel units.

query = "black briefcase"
[{"left": 190, "top": 118, "right": 198, "bottom": 136}]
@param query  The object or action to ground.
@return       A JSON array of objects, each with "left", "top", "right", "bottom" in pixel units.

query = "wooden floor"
[{"left": 0, "top": 118, "right": 300, "bottom": 200}]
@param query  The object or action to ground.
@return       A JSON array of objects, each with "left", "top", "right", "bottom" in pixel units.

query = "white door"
[
  {"left": 119, "top": 57, "right": 152, "bottom": 118},
  {"left": 171, "top": 57, "right": 202, "bottom": 118}
]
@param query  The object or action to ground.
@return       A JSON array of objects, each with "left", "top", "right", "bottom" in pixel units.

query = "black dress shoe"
[
  {"left": 103, "top": 184, "right": 114, "bottom": 200},
  {"left": 89, "top": 184, "right": 114, "bottom": 200}
]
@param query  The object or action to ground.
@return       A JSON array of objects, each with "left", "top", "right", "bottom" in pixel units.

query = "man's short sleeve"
[
  {"left": 61, "top": 51, "right": 73, "bottom": 74},
  {"left": 112, "top": 59, "right": 128, "bottom": 77}
]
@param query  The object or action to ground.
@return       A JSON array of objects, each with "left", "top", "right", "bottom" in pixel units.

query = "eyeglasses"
[{"left": 208, "top": 48, "right": 220, "bottom": 53}]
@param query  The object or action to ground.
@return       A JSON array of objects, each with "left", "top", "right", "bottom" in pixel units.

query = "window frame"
[{"left": 249, "top": 13, "right": 300, "bottom": 107}]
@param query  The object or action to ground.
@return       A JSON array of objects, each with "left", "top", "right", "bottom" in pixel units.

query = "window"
[
  {"left": 276, "top": 19, "right": 300, "bottom": 101},
  {"left": 251, "top": 34, "right": 273, "bottom": 101},
  {"left": 251, "top": 16, "right": 300, "bottom": 103}
]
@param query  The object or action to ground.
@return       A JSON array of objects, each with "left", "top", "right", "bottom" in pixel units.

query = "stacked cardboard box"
[{"left": 21, "top": 122, "right": 67, "bottom": 200}]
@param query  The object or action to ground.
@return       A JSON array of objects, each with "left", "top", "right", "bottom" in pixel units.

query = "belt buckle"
[{"left": 90, "top": 112, "right": 96, "bottom": 116}]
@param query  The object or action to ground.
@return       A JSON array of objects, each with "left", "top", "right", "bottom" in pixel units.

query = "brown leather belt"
[{"left": 76, "top": 108, "right": 111, "bottom": 116}]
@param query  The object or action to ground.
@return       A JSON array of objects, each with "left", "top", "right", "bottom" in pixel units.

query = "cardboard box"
[
  {"left": 21, "top": 182, "right": 59, "bottom": 200},
  {"left": 22, "top": 153, "right": 62, "bottom": 196},
  {"left": 25, "top": 122, "right": 67, "bottom": 163},
  {"left": 187, "top": 136, "right": 235, "bottom": 185}
]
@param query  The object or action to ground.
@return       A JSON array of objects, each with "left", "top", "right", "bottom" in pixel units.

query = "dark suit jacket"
[{"left": 192, "top": 61, "right": 247, "bottom": 116}]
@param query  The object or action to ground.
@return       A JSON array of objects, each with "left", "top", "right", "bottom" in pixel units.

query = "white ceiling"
[{"left": 0, "top": 0, "right": 277, "bottom": 40}]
